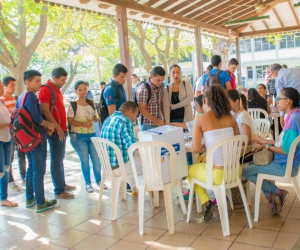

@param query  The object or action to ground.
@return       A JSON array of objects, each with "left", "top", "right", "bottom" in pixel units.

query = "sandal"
[{"left": 1, "top": 199, "right": 18, "bottom": 207}]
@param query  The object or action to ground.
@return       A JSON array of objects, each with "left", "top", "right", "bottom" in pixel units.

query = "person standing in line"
[
  {"left": 0, "top": 80, "right": 18, "bottom": 207},
  {"left": 194, "top": 65, "right": 213, "bottom": 97},
  {"left": 17, "top": 70, "right": 57, "bottom": 212},
  {"left": 1, "top": 76, "right": 26, "bottom": 190},
  {"left": 103, "top": 63, "right": 128, "bottom": 116},
  {"left": 68, "top": 80, "right": 104, "bottom": 193},
  {"left": 163, "top": 64, "right": 194, "bottom": 125},
  {"left": 201, "top": 55, "right": 231, "bottom": 92},
  {"left": 38, "top": 67, "right": 76, "bottom": 200},
  {"left": 226, "top": 58, "right": 239, "bottom": 90},
  {"left": 136, "top": 66, "right": 166, "bottom": 131}
]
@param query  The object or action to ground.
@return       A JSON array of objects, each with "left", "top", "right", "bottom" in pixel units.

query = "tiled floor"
[{"left": 1, "top": 148, "right": 300, "bottom": 250}]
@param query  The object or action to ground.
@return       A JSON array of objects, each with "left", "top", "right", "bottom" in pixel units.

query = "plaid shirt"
[
  {"left": 136, "top": 79, "right": 163, "bottom": 125},
  {"left": 100, "top": 111, "right": 137, "bottom": 167}
]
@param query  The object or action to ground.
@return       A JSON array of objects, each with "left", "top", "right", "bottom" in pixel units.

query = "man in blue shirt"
[
  {"left": 103, "top": 63, "right": 128, "bottom": 115},
  {"left": 202, "top": 55, "right": 231, "bottom": 91},
  {"left": 16, "top": 70, "right": 57, "bottom": 213},
  {"left": 100, "top": 101, "right": 142, "bottom": 195}
]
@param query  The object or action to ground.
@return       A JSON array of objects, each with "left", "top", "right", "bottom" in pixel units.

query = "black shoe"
[
  {"left": 126, "top": 183, "right": 132, "bottom": 192},
  {"left": 268, "top": 193, "right": 282, "bottom": 215},
  {"left": 204, "top": 200, "right": 215, "bottom": 222}
]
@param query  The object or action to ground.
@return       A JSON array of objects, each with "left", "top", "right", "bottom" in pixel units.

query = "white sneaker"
[
  {"left": 8, "top": 182, "right": 21, "bottom": 192},
  {"left": 86, "top": 184, "right": 94, "bottom": 193}
]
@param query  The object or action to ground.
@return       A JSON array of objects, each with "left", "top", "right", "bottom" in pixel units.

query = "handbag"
[{"left": 253, "top": 148, "right": 274, "bottom": 166}]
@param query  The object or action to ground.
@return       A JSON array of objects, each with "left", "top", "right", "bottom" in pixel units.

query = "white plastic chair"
[
  {"left": 248, "top": 108, "right": 269, "bottom": 120},
  {"left": 186, "top": 135, "right": 253, "bottom": 236},
  {"left": 128, "top": 141, "right": 176, "bottom": 235},
  {"left": 91, "top": 138, "right": 132, "bottom": 220},
  {"left": 254, "top": 135, "right": 300, "bottom": 222},
  {"left": 253, "top": 118, "right": 271, "bottom": 138}
]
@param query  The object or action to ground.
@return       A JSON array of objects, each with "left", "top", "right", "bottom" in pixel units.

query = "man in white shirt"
[{"left": 194, "top": 65, "right": 213, "bottom": 97}]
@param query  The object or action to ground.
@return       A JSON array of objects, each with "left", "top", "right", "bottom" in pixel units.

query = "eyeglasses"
[{"left": 277, "top": 97, "right": 287, "bottom": 101}]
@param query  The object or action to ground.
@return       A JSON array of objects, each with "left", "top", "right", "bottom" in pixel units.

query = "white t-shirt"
[
  {"left": 236, "top": 111, "right": 255, "bottom": 136},
  {"left": 0, "top": 100, "right": 11, "bottom": 142},
  {"left": 67, "top": 103, "right": 96, "bottom": 134},
  {"left": 195, "top": 76, "right": 203, "bottom": 91}
]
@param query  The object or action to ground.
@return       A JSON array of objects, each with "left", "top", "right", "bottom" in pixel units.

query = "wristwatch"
[{"left": 265, "top": 144, "right": 270, "bottom": 150}]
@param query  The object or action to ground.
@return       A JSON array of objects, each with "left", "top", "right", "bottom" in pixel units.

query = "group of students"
[{"left": 1, "top": 55, "right": 300, "bottom": 220}]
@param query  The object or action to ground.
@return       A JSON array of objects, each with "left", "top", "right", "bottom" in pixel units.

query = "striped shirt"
[
  {"left": 100, "top": 111, "right": 137, "bottom": 167},
  {"left": 0, "top": 95, "right": 16, "bottom": 114}
]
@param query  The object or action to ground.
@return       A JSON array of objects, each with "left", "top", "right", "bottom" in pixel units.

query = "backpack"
[
  {"left": 68, "top": 99, "right": 95, "bottom": 133},
  {"left": 134, "top": 81, "right": 152, "bottom": 123},
  {"left": 10, "top": 92, "right": 43, "bottom": 153},
  {"left": 99, "top": 83, "right": 120, "bottom": 124},
  {"left": 40, "top": 84, "right": 61, "bottom": 124},
  {"left": 203, "top": 69, "right": 222, "bottom": 93}
]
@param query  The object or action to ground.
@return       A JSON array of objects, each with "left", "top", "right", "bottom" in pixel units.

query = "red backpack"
[{"left": 10, "top": 92, "right": 42, "bottom": 152}]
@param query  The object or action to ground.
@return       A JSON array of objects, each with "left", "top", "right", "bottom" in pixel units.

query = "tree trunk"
[
  {"left": 61, "top": 60, "right": 78, "bottom": 93},
  {"left": 95, "top": 55, "right": 102, "bottom": 83},
  {"left": 11, "top": 63, "right": 28, "bottom": 95}
]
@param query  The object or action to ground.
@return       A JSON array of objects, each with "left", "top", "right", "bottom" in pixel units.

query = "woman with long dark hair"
[
  {"left": 248, "top": 87, "right": 271, "bottom": 116},
  {"left": 67, "top": 80, "right": 103, "bottom": 193},
  {"left": 257, "top": 83, "right": 273, "bottom": 106},
  {"left": 188, "top": 84, "right": 240, "bottom": 222},
  {"left": 243, "top": 87, "right": 300, "bottom": 215}
]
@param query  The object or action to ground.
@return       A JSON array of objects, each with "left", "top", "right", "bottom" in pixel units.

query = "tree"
[{"left": 0, "top": 0, "right": 48, "bottom": 94}]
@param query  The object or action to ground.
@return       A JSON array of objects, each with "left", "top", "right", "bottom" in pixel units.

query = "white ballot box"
[{"left": 138, "top": 125, "right": 188, "bottom": 184}]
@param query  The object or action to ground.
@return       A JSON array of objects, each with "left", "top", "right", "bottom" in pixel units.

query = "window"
[
  {"left": 280, "top": 33, "right": 300, "bottom": 48},
  {"left": 247, "top": 66, "right": 253, "bottom": 79},
  {"left": 231, "top": 43, "right": 236, "bottom": 54},
  {"left": 254, "top": 37, "right": 276, "bottom": 51},
  {"left": 240, "top": 39, "right": 251, "bottom": 53},
  {"left": 256, "top": 65, "right": 269, "bottom": 79}
]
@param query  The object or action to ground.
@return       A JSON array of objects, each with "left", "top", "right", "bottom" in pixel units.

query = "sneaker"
[
  {"left": 36, "top": 199, "right": 57, "bottom": 213},
  {"left": 21, "top": 179, "right": 26, "bottom": 186},
  {"left": 204, "top": 200, "right": 215, "bottom": 222},
  {"left": 227, "top": 197, "right": 233, "bottom": 218},
  {"left": 65, "top": 184, "right": 76, "bottom": 191},
  {"left": 268, "top": 193, "right": 282, "bottom": 215},
  {"left": 97, "top": 182, "right": 107, "bottom": 190},
  {"left": 279, "top": 189, "right": 289, "bottom": 206},
  {"left": 86, "top": 184, "right": 94, "bottom": 193},
  {"left": 8, "top": 182, "right": 21, "bottom": 192},
  {"left": 55, "top": 191, "right": 74, "bottom": 199},
  {"left": 26, "top": 199, "right": 36, "bottom": 208}
]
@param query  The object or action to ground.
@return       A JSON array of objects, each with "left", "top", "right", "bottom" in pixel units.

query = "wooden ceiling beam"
[
  {"left": 143, "top": 0, "right": 162, "bottom": 7},
  {"left": 262, "top": 20, "right": 269, "bottom": 29},
  {"left": 195, "top": 0, "right": 257, "bottom": 22},
  {"left": 175, "top": 0, "right": 211, "bottom": 17},
  {"left": 288, "top": 1, "right": 299, "bottom": 26},
  {"left": 239, "top": 25, "right": 300, "bottom": 37},
  {"left": 272, "top": 8, "right": 284, "bottom": 28},
  {"left": 97, "top": 0, "right": 238, "bottom": 36},
  {"left": 249, "top": 25, "right": 255, "bottom": 31},
  {"left": 156, "top": 0, "right": 180, "bottom": 11},
  {"left": 167, "top": 0, "right": 198, "bottom": 14}
]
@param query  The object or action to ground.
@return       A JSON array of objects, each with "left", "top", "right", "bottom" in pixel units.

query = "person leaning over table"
[
  {"left": 243, "top": 87, "right": 300, "bottom": 216},
  {"left": 248, "top": 88, "right": 271, "bottom": 116},
  {"left": 163, "top": 64, "right": 194, "bottom": 125},
  {"left": 188, "top": 84, "right": 240, "bottom": 222}
]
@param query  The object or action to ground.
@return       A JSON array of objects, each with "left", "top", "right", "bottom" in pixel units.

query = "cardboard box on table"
[{"left": 138, "top": 125, "right": 188, "bottom": 184}]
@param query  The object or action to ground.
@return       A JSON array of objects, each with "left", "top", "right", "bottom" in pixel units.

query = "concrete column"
[
  {"left": 116, "top": 6, "right": 132, "bottom": 100},
  {"left": 235, "top": 37, "right": 242, "bottom": 88},
  {"left": 194, "top": 26, "right": 203, "bottom": 79}
]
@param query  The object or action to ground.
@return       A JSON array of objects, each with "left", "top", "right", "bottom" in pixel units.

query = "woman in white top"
[
  {"left": 189, "top": 84, "right": 240, "bottom": 222},
  {"left": 163, "top": 64, "right": 194, "bottom": 124},
  {"left": 227, "top": 90, "right": 254, "bottom": 146},
  {"left": 67, "top": 80, "right": 103, "bottom": 193},
  {"left": 0, "top": 81, "right": 18, "bottom": 207}
]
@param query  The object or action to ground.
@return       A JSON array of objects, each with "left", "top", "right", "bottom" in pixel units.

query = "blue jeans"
[
  {"left": 9, "top": 142, "right": 26, "bottom": 182},
  {"left": 0, "top": 140, "right": 12, "bottom": 201},
  {"left": 26, "top": 137, "right": 47, "bottom": 205},
  {"left": 141, "top": 124, "right": 158, "bottom": 131},
  {"left": 48, "top": 132, "right": 67, "bottom": 195},
  {"left": 70, "top": 133, "right": 101, "bottom": 185},
  {"left": 242, "top": 161, "right": 299, "bottom": 198}
]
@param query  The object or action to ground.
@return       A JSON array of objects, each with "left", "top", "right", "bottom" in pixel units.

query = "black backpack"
[
  {"left": 203, "top": 69, "right": 222, "bottom": 93},
  {"left": 134, "top": 81, "right": 152, "bottom": 123},
  {"left": 99, "top": 83, "right": 120, "bottom": 124}
]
